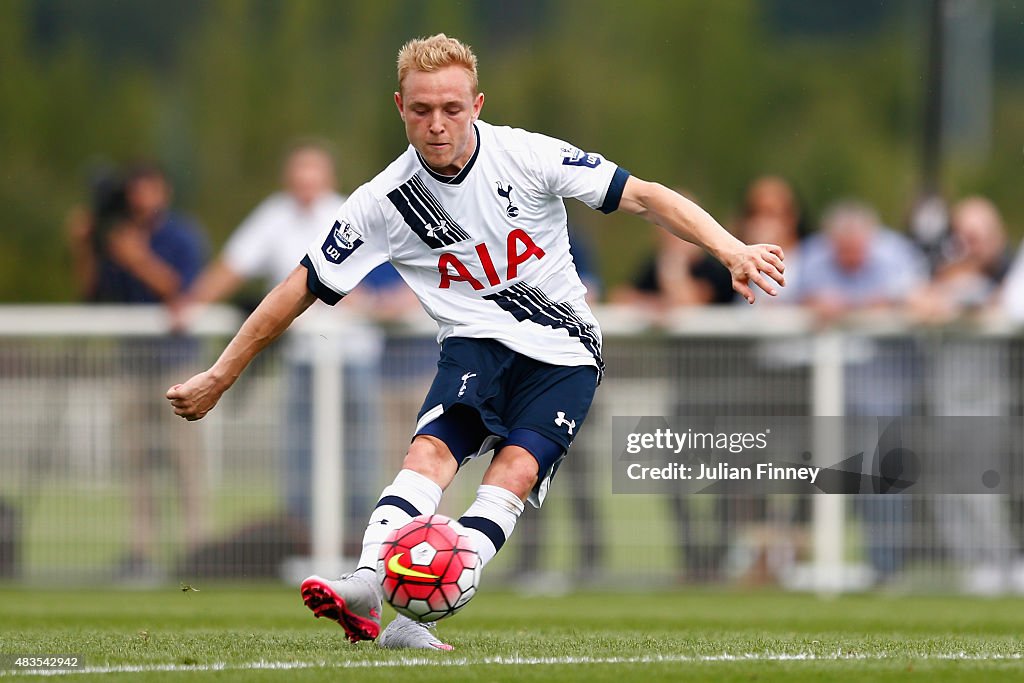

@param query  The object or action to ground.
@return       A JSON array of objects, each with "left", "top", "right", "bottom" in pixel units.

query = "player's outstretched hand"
[
  {"left": 724, "top": 243, "right": 786, "bottom": 304},
  {"left": 166, "top": 371, "right": 225, "bottom": 421}
]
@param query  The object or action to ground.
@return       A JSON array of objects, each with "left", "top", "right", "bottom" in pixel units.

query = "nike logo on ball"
[{"left": 387, "top": 553, "right": 441, "bottom": 579}]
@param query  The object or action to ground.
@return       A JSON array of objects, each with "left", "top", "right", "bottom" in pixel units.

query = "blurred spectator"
[
  {"left": 568, "top": 223, "right": 603, "bottom": 300},
  {"left": 186, "top": 142, "right": 346, "bottom": 307},
  {"left": 68, "top": 163, "right": 206, "bottom": 304},
  {"left": 796, "top": 200, "right": 928, "bottom": 584},
  {"left": 66, "top": 162, "right": 209, "bottom": 581},
  {"left": 739, "top": 175, "right": 808, "bottom": 236},
  {"left": 911, "top": 196, "right": 1011, "bottom": 323},
  {"left": 737, "top": 176, "right": 805, "bottom": 303},
  {"left": 797, "top": 200, "right": 928, "bottom": 322},
  {"left": 912, "top": 196, "right": 1022, "bottom": 594},
  {"left": 183, "top": 141, "right": 417, "bottom": 557},
  {"left": 611, "top": 226, "right": 734, "bottom": 310}
]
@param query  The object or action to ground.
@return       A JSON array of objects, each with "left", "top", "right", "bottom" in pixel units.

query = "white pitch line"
[{"left": 1, "top": 652, "right": 1022, "bottom": 677}]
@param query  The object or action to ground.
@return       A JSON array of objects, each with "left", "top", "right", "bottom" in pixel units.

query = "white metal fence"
[{"left": 1, "top": 304, "right": 1023, "bottom": 595}]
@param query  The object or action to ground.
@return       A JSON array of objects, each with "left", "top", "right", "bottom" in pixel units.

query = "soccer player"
[{"left": 167, "top": 34, "right": 785, "bottom": 650}]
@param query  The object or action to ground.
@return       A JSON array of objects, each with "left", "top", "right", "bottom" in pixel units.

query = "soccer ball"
[{"left": 376, "top": 514, "right": 481, "bottom": 622}]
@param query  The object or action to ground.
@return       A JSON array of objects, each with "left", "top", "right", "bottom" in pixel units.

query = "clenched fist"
[{"left": 166, "top": 370, "right": 228, "bottom": 421}]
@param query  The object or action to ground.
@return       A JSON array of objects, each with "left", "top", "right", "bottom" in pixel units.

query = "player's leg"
[
  {"left": 352, "top": 435, "right": 456, "bottom": 581},
  {"left": 303, "top": 338, "right": 501, "bottom": 644},
  {"left": 376, "top": 407, "right": 497, "bottom": 651},
  {"left": 354, "top": 400, "right": 496, "bottom": 582},
  {"left": 455, "top": 437, "right": 548, "bottom": 567},
  {"left": 376, "top": 340, "right": 514, "bottom": 650},
  {"left": 367, "top": 337, "right": 510, "bottom": 574},
  {"left": 300, "top": 435, "right": 452, "bottom": 643},
  {"left": 456, "top": 361, "right": 599, "bottom": 568}
]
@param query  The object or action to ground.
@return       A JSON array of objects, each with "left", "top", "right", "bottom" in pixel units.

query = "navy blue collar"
[{"left": 416, "top": 124, "right": 480, "bottom": 185}]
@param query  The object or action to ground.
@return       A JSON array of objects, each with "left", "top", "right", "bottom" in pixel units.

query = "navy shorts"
[{"left": 414, "top": 337, "right": 598, "bottom": 506}]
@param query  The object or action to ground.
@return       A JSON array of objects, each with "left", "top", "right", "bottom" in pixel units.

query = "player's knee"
[
  {"left": 484, "top": 447, "right": 539, "bottom": 501},
  {"left": 402, "top": 435, "right": 458, "bottom": 487}
]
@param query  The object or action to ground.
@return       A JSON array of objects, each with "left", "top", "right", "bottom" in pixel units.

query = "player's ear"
[
  {"left": 472, "top": 92, "right": 484, "bottom": 121},
  {"left": 394, "top": 92, "right": 405, "bottom": 121}
]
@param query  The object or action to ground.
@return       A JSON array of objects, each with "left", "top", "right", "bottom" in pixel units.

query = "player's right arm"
[{"left": 166, "top": 265, "right": 315, "bottom": 421}]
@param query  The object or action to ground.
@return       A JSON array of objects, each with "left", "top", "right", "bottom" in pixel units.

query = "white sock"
[
  {"left": 353, "top": 469, "right": 443, "bottom": 586},
  {"left": 457, "top": 484, "right": 525, "bottom": 566}
]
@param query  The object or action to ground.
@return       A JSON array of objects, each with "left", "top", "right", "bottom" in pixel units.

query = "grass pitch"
[{"left": 1, "top": 584, "right": 1022, "bottom": 681}]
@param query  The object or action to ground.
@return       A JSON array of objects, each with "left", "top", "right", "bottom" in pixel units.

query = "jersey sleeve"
[
  {"left": 301, "top": 186, "right": 390, "bottom": 305},
  {"left": 529, "top": 132, "right": 630, "bottom": 214}
]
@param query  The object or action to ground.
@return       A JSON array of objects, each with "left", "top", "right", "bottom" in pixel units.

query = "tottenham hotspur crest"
[{"left": 495, "top": 182, "right": 519, "bottom": 218}]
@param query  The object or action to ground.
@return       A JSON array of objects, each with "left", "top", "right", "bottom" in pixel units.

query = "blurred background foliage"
[{"left": 1, "top": 0, "right": 1021, "bottom": 301}]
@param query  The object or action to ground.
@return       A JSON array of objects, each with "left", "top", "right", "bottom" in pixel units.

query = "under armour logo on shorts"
[{"left": 554, "top": 411, "right": 576, "bottom": 435}]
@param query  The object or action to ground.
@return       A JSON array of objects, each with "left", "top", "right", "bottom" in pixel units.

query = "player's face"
[{"left": 395, "top": 66, "right": 484, "bottom": 176}]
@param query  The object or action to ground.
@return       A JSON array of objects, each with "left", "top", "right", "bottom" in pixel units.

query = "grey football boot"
[
  {"left": 301, "top": 574, "right": 382, "bottom": 643},
  {"left": 377, "top": 614, "right": 454, "bottom": 651}
]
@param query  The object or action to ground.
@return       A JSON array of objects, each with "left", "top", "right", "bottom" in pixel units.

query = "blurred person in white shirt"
[
  {"left": 184, "top": 141, "right": 416, "bottom": 554},
  {"left": 913, "top": 196, "right": 1022, "bottom": 594}
]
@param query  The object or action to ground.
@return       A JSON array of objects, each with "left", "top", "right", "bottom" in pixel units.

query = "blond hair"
[{"left": 396, "top": 34, "right": 478, "bottom": 93}]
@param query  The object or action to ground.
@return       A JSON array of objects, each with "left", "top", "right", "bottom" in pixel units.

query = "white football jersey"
[{"left": 302, "top": 120, "right": 629, "bottom": 375}]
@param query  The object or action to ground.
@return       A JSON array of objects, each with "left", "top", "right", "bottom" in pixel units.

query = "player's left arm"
[
  {"left": 618, "top": 176, "right": 785, "bottom": 304},
  {"left": 167, "top": 266, "right": 315, "bottom": 420}
]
